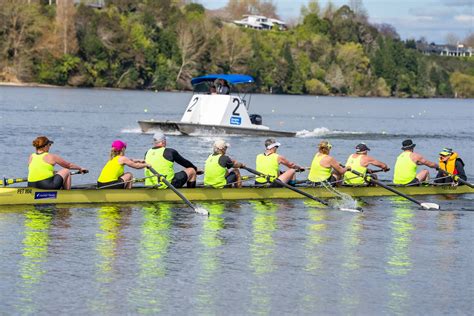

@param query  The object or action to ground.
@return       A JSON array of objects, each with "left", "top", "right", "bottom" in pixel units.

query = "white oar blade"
[
  {"left": 339, "top": 207, "right": 363, "bottom": 213},
  {"left": 420, "top": 203, "right": 440, "bottom": 210},
  {"left": 194, "top": 207, "right": 209, "bottom": 216}
]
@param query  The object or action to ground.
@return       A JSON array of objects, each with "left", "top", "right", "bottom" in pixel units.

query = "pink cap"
[{"left": 111, "top": 140, "right": 127, "bottom": 151}]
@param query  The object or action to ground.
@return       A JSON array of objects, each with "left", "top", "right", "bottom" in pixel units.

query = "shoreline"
[{"left": 0, "top": 81, "right": 469, "bottom": 99}]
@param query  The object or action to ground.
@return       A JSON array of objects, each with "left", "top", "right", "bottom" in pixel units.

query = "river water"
[{"left": 0, "top": 86, "right": 473, "bottom": 314}]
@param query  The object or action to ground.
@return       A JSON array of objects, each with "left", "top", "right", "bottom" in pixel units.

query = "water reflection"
[
  {"left": 300, "top": 203, "right": 328, "bottom": 312},
  {"left": 129, "top": 203, "right": 173, "bottom": 314},
  {"left": 248, "top": 200, "right": 277, "bottom": 315},
  {"left": 196, "top": 202, "right": 225, "bottom": 315},
  {"left": 17, "top": 205, "right": 54, "bottom": 314},
  {"left": 386, "top": 198, "right": 415, "bottom": 315},
  {"left": 339, "top": 215, "right": 363, "bottom": 313},
  {"left": 90, "top": 205, "right": 131, "bottom": 314}
]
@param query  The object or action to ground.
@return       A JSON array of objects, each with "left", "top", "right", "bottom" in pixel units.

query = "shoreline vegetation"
[{"left": 1, "top": 0, "right": 473, "bottom": 98}]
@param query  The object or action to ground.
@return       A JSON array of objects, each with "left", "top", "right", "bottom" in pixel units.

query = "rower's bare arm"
[
  {"left": 121, "top": 156, "right": 149, "bottom": 169},
  {"left": 330, "top": 158, "right": 346, "bottom": 174},
  {"left": 50, "top": 154, "right": 84, "bottom": 171},
  {"left": 414, "top": 153, "right": 438, "bottom": 169},
  {"left": 278, "top": 156, "right": 301, "bottom": 169},
  {"left": 366, "top": 156, "right": 389, "bottom": 170}
]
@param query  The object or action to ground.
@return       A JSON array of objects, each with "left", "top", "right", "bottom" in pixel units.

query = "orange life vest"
[{"left": 438, "top": 152, "right": 459, "bottom": 174}]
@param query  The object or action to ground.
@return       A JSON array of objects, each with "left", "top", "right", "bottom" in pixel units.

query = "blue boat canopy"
[{"left": 191, "top": 74, "right": 254, "bottom": 85}]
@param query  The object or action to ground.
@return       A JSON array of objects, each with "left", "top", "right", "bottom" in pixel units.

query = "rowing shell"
[{"left": 0, "top": 185, "right": 472, "bottom": 206}]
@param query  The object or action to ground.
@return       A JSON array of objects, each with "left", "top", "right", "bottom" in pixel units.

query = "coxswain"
[
  {"left": 97, "top": 140, "right": 149, "bottom": 189},
  {"left": 28, "top": 136, "right": 88, "bottom": 190},
  {"left": 393, "top": 139, "right": 438, "bottom": 185},
  {"left": 434, "top": 148, "right": 467, "bottom": 184},
  {"left": 343, "top": 143, "right": 389, "bottom": 185},
  {"left": 204, "top": 139, "right": 245, "bottom": 188},
  {"left": 255, "top": 138, "right": 304, "bottom": 186},
  {"left": 144, "top": 132, "right": 198, "bottom": 188},
  {"left": 307, "top": 140, "right": 347, "bottom": 186}
]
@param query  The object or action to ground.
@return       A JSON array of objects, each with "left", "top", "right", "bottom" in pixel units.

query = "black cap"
[
  {"left": 401, "top": 139, "right": 416, "bottom": 150},
  {"left": 355, "top": 143, "right": 370, "bottom": 152}
]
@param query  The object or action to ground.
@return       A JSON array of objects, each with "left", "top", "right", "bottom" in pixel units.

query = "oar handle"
[
  {"left": 436, "top": 168, "right": 473, "bottom": 188},
  {"left": 2, "top": 170, "right": 86, "bottom": 187},
  {"left": 242, "top": 166, "right": 329, "bottom": 206}
]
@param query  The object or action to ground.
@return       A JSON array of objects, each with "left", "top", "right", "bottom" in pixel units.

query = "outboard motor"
[{"left": 249, "top": 114, "right": 262, "bottom": 125}]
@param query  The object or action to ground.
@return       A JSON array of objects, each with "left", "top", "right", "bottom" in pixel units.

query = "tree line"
[{"left": 0, "top": 0, "right": 473, "bottom": 98}]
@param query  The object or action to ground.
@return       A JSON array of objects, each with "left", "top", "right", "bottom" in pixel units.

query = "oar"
[
  {"left": 346, "top": 168, "right": 440, "bottom": 210},
  {"left": 147, "top": 167, "right": 208, "bottom": 215},
  {"left": 3, "top": 170, "right": 86, "bottom": 187},
  {"left": 436, "top": 168, "right": 473, "bottom": 188},
  {"left": 242, "top": 166, "right": 361, "bottom": 213}
]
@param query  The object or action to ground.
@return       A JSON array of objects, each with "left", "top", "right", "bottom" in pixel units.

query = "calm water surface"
[{"left": 0, "top": 86, "right": 473, "bottom": 314}]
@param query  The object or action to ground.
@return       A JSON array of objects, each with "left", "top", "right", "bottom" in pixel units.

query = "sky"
[{"left": 198, "top": 0, "right": 473, "bottom": 44}]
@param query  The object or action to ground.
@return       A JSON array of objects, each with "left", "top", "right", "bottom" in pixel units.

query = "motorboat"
[{"left": 138, "top": 74, "right": 296, "bottom": 137}]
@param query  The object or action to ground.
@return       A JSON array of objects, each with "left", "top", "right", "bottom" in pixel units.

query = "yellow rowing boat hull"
[{"left": 0, "top": 185, "right": 472, "bottom": 206}]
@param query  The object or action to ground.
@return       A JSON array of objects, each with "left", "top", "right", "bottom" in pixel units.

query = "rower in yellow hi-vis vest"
[
  {"left": 308, "top": 140, "right": 348, "bottom": 186},
  {"left": 393, "top": 139, "right": 438, "bottom": 185},
  {"left": 255, "top": 138, "right": 304, "bottom": 186},
  {"left": 343, "top": 143, "right": 389, "bottom": 186}
]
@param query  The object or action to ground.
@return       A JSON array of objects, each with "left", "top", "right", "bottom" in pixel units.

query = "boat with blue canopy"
[{"left": 138, "top": 74, "right": 296, "bottom": 137}]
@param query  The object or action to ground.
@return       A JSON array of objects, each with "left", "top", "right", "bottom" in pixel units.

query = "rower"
[
  {"left": 97, "top": 140, "right": 150, "bottom": 189},
  {"left": 307, "top": 140, "right": 348, "bottom": 186},
  {"left": 434, "top": 148, "right": 467, "bottom": 184},
  {"left": 393, "top": 139, "right": 438, "bottom": 185},
  {"left": 144, "top": 132, "right": 198, "bottom": 188},
  {"left": 255, "top": 138, "right": 304, "bottom": 186},
  {"left": 204, "top": 139, "right": 245, "bottom": 188},
  {"left": 28, "top": 136, "right": 88, "bottom": 190},
  {"left": 343, "top": 143, "right": 389, "bottom": 186}
]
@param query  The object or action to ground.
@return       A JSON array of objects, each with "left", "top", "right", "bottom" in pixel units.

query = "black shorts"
[
  {"left": 308, "top": 175, "right": 337, "bottom": 187},
  {"left": 97, "top": 178, "right": 125, "bottom": 189},
  {"left": 170, "top": 171, "right": 188, "bottom": 188},
  {"left": 28, "top": 174, "right": 64, "bottom": 190},
  {"left": 224, "top": 171, "right": 237, "bottom": 187},
  {"left": 405, "top": 178, "right": 420, "bottom": 186}
]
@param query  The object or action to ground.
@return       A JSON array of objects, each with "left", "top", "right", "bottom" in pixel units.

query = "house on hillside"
[
  {"left": 418, "top": 43, "right": 472, "bottom": 57},
  {"left": 233, "top": 15, "right": 287, "bottom": 31},
  {"left": 73, "top": 0, "right": 104, "bottom": 8}
]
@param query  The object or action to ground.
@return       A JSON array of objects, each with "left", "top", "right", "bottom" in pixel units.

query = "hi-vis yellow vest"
[
  {"left": 28, "top": 153, "right": 54, "bottom": 182},
  {"left": 439, "top": 152, "right": 458, "bottom": 174},
  {"left": 308, "top": 153, "right": 332, "bottom": 182},
  {"left": 343, "top": 154, "right": 367, "bottom": 185},
  {"left": 144, "top": 147, "right": 175, "bottom": 188},
  {"left": 393, "top": 151, "right": 417, "bottom": 184},
  {"left": 204, "top": 154, "right": 227, "bottom": 188},
  {"left": 256, "top": 153, "right": 279, "bottom": 183},
  {"left": 98, "top": 156, "right": 124, "bottom": 183}
]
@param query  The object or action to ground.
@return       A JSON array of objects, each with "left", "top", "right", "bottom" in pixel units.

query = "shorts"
[
  {"left": 28, "top": 174, "right": 64, "bottom": 190},
  {"left": 308, "top": 175, "right": 337, "bottom": 187},
  {"left": 405, "top": 178, "right": 420, "bottom": 186},
  {"left": 97, "top": 178, "right": 125, "bottom": 189},
  {"left": 224, "top": 171, "right": 238, "bottom": 188},
  {"left": 170, "top": 171, "right": 188, "bottom": 188}
]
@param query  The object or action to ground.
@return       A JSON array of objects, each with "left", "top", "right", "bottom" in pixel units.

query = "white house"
[{"left": 233, "top": 15, "right": 287, "bottom": 31}]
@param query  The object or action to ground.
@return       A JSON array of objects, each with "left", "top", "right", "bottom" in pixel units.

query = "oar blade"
[
  {"left": 194, "top": 207, "right": 209, "bottom": 216},
  {"left": 339, "top": 207, "right": 363, "bottom": 213},
  {"left": 420, "top": 202, "right": 440, "bottom": 210}
]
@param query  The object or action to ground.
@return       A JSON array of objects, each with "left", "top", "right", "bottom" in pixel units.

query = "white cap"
[
  {"left": 265, "top": 138, "right": 281, "bottom": 150},
  {"left": 213, "top": 139, "right": 230, "bottom": 150},
  {"left": 153, "top": 131, "right": 166, "bottom": 142}
]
